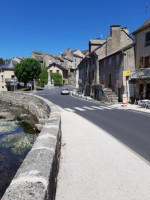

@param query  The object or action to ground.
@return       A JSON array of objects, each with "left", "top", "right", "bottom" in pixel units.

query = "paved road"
[{"left": 37, "top": 87, "right": 150, "bottom": 162}]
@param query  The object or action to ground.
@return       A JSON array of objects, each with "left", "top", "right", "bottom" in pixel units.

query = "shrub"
[
  {"left": 38, "top": 71, "right": 48, "bottom": 87},
  {"left": 51, "top": 73, "right": 62, "bottom": 86}
]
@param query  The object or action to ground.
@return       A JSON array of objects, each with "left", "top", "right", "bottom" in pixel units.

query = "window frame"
[{"left": 145, "top": 32, "right": 150, "bottom": 47}]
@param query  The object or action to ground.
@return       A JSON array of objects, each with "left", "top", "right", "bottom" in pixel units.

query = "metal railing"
[{"left": 5, "top": 78, "right": 14, "bottom": 83}]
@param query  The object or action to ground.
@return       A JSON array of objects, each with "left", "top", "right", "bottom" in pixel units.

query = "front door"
[{"left": 146, "top": 84, "right": 150, "bottom": 99}]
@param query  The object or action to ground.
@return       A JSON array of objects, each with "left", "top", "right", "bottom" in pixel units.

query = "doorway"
[{"left": 146, "top": 84, "right": 150, "bottom": 99}]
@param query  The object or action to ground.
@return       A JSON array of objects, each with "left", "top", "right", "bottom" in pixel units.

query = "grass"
[{"left": 16, "top": 88, "right": 29, "bottom": 91}]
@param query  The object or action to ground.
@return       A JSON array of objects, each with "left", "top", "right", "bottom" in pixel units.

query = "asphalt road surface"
[{"left": 37, "top": 86, "right": 150, "bottom": 163}]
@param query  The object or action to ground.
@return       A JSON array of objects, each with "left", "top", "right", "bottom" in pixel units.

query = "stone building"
[
  {"left": 78, "top": 39, "right": 106, "bottom": 95},
  {"left": 78, "top": 25, "right": 135, "bottom": 103},
  {"left": 99, "top": 26, "right": 135, "bottom": 102},
  {"left": 99, "top": 43, "right": 135, "bottom": 102},
  {"left": 60, "top": 48, "right": 85, "bottom": 72},
  {"left": 129, "top": 19, "right": 150, "bottom": 100},
  {"left": 31, "top": 49, "right": 85, "bottom": 86},
  {"left": 47, "top": 62, "right": 68, "bottom": 85},
  {"left": 31, "top": 51, "right": 43, "bottom": 64}
]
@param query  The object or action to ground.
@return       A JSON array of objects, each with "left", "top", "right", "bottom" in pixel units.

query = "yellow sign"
[{"left": 125, "top": 71, "right": 130, "bottom": 76}]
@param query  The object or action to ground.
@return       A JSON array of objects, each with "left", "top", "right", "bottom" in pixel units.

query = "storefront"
[{"left": 129, "top": 69, "right": 150, "bottom": 100}]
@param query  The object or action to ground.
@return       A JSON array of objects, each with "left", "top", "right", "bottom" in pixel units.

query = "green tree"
[
  {"left": 0, "top": 58, "right": 5, "bottom": 66},
  {"left": 14, "top": 58, "right": 41, "bottom": 86},
  {"left": 38, "top": 70, "right": 48, "bottom": 87}
]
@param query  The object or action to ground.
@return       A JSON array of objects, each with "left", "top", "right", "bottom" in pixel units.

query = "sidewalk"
[
  {"left": 71, "top": 91, "right": 150, "bottom": 114},
  {"left": 55, "top": 108, "right": 150, "bottom": 200}
]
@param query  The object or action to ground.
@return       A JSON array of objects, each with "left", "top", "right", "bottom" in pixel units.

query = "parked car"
[{"left": 61, "top": 88, "right": 70, "bottom": 95}]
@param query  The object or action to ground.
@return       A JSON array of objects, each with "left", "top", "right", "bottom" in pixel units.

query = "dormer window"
[{"left": 145, "top": 32, "right": 150, "bottom": 46}]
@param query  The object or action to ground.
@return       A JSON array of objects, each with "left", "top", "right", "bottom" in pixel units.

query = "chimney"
[
  {"left": 108, "top": 33, "right": 110, "bottom": 39},
  {"left": 66, "top": 48, "right": 71, "bottom": 53},
  {"left": 110, "top": 25, "right": 121, "bottom": 39}
]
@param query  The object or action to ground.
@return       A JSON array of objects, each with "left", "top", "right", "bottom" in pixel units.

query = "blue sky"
[{"left": 0, "top": 0, "right": 150, "bottom": 59}]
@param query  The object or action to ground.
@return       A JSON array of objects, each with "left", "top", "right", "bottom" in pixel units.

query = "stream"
[{"left": 0, "top": 102, "right": 39, "bottom": 199}]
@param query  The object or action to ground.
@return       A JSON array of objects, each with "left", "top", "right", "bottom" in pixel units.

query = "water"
[{"left": 0, "top": 102, "right": 39, "bottom": 199}]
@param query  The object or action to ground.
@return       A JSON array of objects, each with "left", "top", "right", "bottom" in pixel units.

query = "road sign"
[{"left": 125, "top": 71, "right": 130, "bottom": 76}]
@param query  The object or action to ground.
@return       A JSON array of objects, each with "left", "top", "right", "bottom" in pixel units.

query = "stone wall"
[{"left": 0, "top": 92, "right": 61, "bottom": 200}]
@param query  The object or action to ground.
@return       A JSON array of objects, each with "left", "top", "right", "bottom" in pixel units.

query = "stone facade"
[
  {"left": 99, "top": 45, "right": 135, "bottom": 101},
  {"left": 60, "top": 48, "right": 85, "bottom": 72},
  {"left": 31, "top": 49, "right": 85, "bottom": 86},
  {"left": 78, "top": 25, "right": 135, "bottom": 102}
]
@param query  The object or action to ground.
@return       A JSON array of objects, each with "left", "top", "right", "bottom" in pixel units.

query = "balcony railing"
[
  {"left": 5, "top": 78, "right": 15, "bottom": 83},
  {"left": 130, "top": 68, "right": 150, "bottom": 79}
]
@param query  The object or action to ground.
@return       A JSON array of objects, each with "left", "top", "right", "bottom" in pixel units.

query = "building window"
[
  {"left": 145, "top": 56, "right": 150, "bottom": 68},
  {"left": 139, "top": 57, "right": 143, "bottom": 68},
  {"left": 145, "top": 32, "right": 150, "bottom": 46},
  {"left": 116, "top": 55, "right": 120, "bottom": 65},
  {"left": 92, "top": 70, "right": 94, "bottom": 80},
  {"left": 109, "top": 58, "right": 111, "bottom": 65},
  {"left": 1, "top": 75, "right": 3, "bottom": 82},
  {"left": 115, "top": 72, "right": 119, "bottom": 80},
  {"left": 11, "top": 75, "right": 15, "bottom": 79},
  {"left": 50, "top": 70, "right": 53, "bottom": 73},
  {"left": 56, "top": 70, "right": 59, "bottom": 73}
]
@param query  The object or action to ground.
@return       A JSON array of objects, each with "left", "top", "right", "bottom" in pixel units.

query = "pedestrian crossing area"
[{"left": 64, "top": 105, "right": 119, "bottom": 112}]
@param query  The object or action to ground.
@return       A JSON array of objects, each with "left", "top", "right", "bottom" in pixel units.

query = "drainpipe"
[{"left": 122, "top": 50, "right": 129, "bottom": 103}]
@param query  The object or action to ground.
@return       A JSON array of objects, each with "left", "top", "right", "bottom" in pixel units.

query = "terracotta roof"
[{"left": 132, "top": 19, "right": 150, "bottom": 35}]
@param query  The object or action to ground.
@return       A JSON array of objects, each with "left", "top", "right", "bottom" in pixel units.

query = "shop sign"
[{"left": 125, "top": 71, "right": 130, "bottom": 76}]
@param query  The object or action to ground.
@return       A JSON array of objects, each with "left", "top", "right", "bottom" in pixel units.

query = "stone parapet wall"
[
  {"left": 0, "top": 92, "right": 50, "bottom": 123},
  {"left": 0, "top": 92, "right": 61, "bottom": 200}
]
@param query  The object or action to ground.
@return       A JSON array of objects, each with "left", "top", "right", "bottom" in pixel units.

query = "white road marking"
[
  {"left": 99, "top": 105, "right": 113, "bottom": 110},
  {"left": 65, "top": 108, "right": 75, "bottom": 112},
  {"left": 74, "top": 107, "right": 86, "bottom": 111},
  {"left": 82, "top": 106, "right": 95, "bottom": 110},
  {"left": 91, "top": 106, "right": 104, "bottom": 110}
]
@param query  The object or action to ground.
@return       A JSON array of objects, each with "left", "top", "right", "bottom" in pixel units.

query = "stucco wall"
[
  {"left": 134, "top": 26, "right": 150, "bottom": 69},
  {"left": 0, "top": 70, "right": 15, "bottom": 91}
]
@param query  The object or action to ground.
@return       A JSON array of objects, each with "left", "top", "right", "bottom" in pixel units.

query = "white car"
[{"left": 61, "top": 88, "right": 70, "bottom": 95}]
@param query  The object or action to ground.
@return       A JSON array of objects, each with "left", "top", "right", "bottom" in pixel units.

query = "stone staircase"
[{"left": 103, "top": 87, "right": 119, "bottom": 104}]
